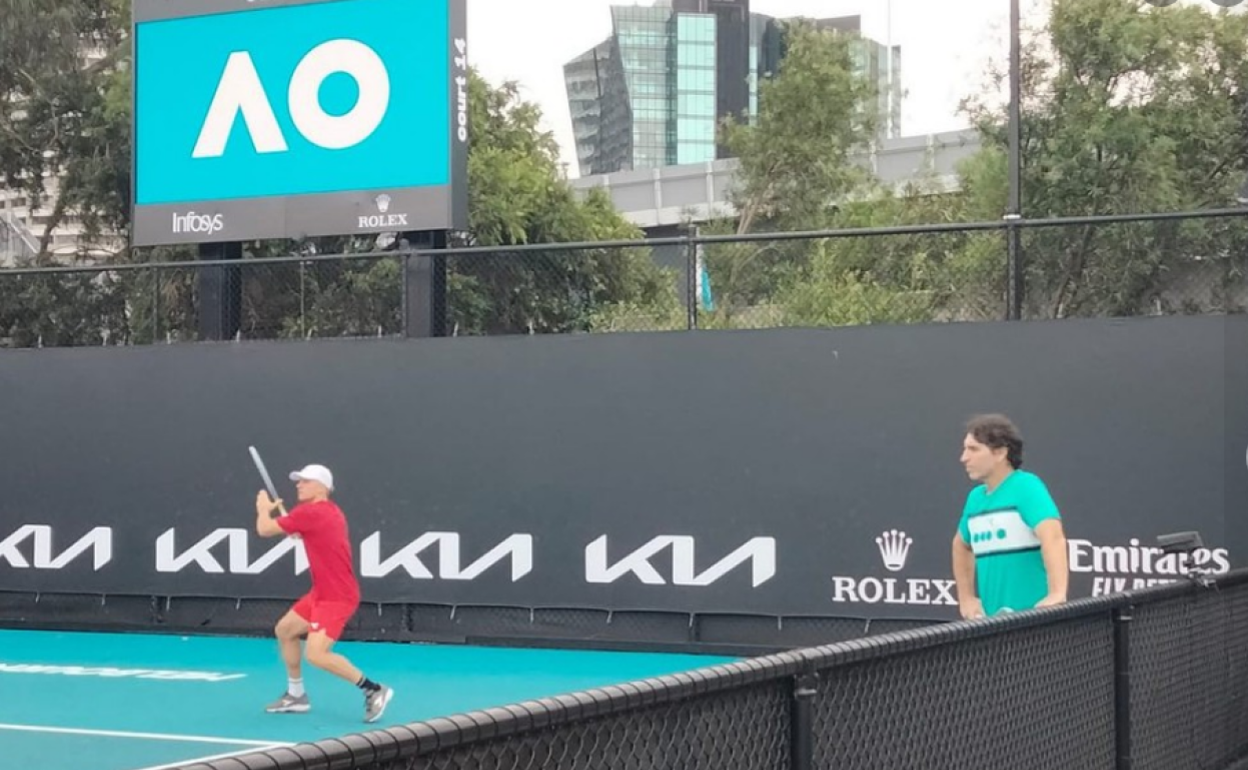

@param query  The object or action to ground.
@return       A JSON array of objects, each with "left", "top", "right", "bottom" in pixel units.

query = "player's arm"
[
  {"left": 1024, "top": 476, "right": 1068, "bottom": 607},
  {"left": 255, "top": 490, "right": 286, "bottom": 538},
  {"left": 952, "top": 532, "right": 983, "bottom": 619},
  {"left": 951, "top": 504, "right": 983, "bottom": 620},
  {"left": 1035, "top": 518, "right": 1068, "bottom": 606}
]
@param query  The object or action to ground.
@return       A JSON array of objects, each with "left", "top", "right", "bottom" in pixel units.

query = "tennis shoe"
[
  {"left": 364, "top": 685, "right": 393, "bottom": 723},
  {"left": 265, "top": 691, "right": 311, "bottom": 714}
]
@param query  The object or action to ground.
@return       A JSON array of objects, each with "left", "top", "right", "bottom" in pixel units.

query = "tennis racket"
[{"left": 249, "top": 445, "right": 288, "bottom": 517}]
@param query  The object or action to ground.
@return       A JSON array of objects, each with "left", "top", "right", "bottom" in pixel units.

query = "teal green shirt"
[{"left": 957, "top": 470, "right": 1060, "bottom": 615}]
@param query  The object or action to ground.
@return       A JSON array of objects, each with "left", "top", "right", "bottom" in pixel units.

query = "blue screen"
[{"left": 135, "top": 0, "right": 451, "bottom": 205}]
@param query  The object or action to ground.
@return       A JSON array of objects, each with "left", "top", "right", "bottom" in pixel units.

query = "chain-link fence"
[
  {"left": 1016, "top": 210, "right": 1248, "bottom": 320},
  {"left": 0, "top": 253, "right": 409, "bottom": 347},
  {"left": 141, "top": 570, "right": 1247, "bottom": 770},
  {"left": 2, "top": 209, "right": 1244, "bottom": 348},
  {"left": 442, "top": 243, "right": 686, "bottom": 336},
  {"left": 1128, "top": 584, "right": 1248, "bottom": 770},
  {"left": 693, "top": 224, "right": 1006, "bottom": 330}
]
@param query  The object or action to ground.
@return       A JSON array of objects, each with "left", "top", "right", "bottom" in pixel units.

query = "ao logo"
[{"left": 193, "top": 39, "right": 390, "bottom": 159}]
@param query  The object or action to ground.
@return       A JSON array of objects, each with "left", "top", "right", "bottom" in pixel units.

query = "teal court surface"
[{"left": 0, "top": 628, "right": 737, "bottom": 770}]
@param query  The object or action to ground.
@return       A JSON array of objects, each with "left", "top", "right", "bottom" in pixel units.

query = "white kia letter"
[
  {"left": 435, "top": 533, "right": 533, "bottom": 581},
  {"left": 361, "top": 533, "right": 532, "bottom": 581},
  {"left": 229, "top": 534, "right": 308, "bottom": 575},
  {"left": 157, "top": 529, "right": 229, "bottom": 573},
  {"left": 669, "top": 536, "right": 776, "bottom": 587},
  {"left": 585, "top": 536, "right": 670, "bottom": 585},
  {"left": 156, "top": 528, "right": 308, "bottom": 574},
  {"left": 586, "top": 536, "right": 776, "bottom": 587},
  {"left": 0, "top": 525, "right": 113, "bottom": 570}
]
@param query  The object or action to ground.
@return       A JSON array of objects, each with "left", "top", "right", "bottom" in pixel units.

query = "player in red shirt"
[{"left": 254, "top": 463, "right": 394, "bottom": 723}]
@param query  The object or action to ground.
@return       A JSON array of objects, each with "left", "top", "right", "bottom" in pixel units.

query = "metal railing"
[
  {"left": 1, "top": 207, "right": 1245, "bottom": 348},
  {"left": 0, "top": 210, "right": 39, "bottom": 264}
]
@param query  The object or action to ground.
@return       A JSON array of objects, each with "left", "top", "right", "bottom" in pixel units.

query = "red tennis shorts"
[{"left": 291, "top": 593, "right": 358, "bottom": 641}]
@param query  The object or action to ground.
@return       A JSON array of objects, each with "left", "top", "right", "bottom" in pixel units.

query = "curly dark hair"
[{"left": 965, "top": 413, "right": 1024, "bottom": 469}]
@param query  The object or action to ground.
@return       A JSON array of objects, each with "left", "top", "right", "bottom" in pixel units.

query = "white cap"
[{"left": 289, "top": 464, "right": 334, "bottom": 491}]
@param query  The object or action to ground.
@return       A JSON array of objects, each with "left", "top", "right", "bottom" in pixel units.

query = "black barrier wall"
[
  {"left": 171, "top": 571, "right": 1248, "bottom": 770},
  {"left": 0, "top": 315, "right": 1243, "bottom": 632}
]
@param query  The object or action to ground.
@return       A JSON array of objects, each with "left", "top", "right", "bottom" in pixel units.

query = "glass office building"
[{"left": 564, "top": 1, "right": 902, "bottom": 177}]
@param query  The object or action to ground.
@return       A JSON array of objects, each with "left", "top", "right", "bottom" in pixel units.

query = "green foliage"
[
  {"left": 957, "top": 0, "right": 1248, "bottom": 318},
  {"left": 773, "top": 181, "right": 1007, "bottom": 326},
  {"left": 0, "top": 0, "right": 134, "bottom": 346},
  {"left": 720, "top": 20, "right": 878, "bottom": 235},
  {"left": 0, "top": 0, "right": 130, "bottom": 257},
  {"left": 693, "top": 20, "right": 1004, "bottom": 330},
  {"left": 698, "top": 20, "right": 890, "bottom": 328},
  {"left": 701, "top": 1, "right": 1247, "bottom": 328},
  {"left": 697, "top": 179, "right": 1005, "bottom": 330},
  {"left": 448, "top": 71, "right": 681, "bottom": 336}
]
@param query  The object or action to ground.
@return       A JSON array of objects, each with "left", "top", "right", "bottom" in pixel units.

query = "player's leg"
[
  {"left": 304, "top": 630, "right": 363, "bottom": 683},
  {"left": 276, "top": 608, "right": 309, "bottom": 681},
  {"left": 265, "top": 599, "right": 312, "bottom": 714},
  {"left": 304, "top": 602, "right": 394, "bottom": 723}
]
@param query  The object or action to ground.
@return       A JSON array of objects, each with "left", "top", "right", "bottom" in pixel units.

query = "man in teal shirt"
[{"left": 952, "top": 414, "right": 1068, "bottom": 618}]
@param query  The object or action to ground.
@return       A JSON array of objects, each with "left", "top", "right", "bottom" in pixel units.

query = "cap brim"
[{"left": 289, "top": 471, "right": 332, "bottom": 490}]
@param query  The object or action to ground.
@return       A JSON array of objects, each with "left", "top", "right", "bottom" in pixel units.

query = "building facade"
[
  {"left": 563, "top": 0, "right": 902, "bottom": 178},
  {"left": 1, "top": 180, "right": 122, "bottom": 266}
]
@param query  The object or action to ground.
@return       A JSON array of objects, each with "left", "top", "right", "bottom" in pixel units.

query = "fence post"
[
  {"left": 403, "top": 231, "right": 448, "bottom": 338},
  {"left": 298, "top": 259, "right": 307, "bottom": 339},
  {"left": 685, "top": 231, "right": 699, "bottom": 331},
  {"left": 151, "top": 265, "right": 161, "bottom": 344},
  {"left": 1006, "top": 0, "right": 1023, "bottom": 321},
  {"left": 196, "top": 242, "right": 242, "bottom": 341},
  {"left": 1005, "top": 214, "right": 1023, "bottom": 320},
  {"left": 791, "top": 670, "right": 817, "bottom": 770},
  {"left": 1113, "top": 605, "right": 1133, "bottom": 770},
  {"left": 399, "top": 252, "right": 409, "bottom": 338}
]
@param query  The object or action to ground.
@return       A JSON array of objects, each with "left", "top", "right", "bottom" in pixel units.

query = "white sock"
[{"left": 288, "top": 678, "right": 305, "bottom": 697}]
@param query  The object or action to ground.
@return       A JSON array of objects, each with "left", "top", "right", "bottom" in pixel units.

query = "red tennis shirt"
[{"left": 276, "top": 500, "right": 361, "bottom": 605}]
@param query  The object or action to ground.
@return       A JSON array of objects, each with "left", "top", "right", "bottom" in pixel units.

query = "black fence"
[
  {"left": 57, "top": 568, "right": 1241, "bottom": 770},
  {"left": 2, "top": 208, "right": 1245, "bottom": 348}
]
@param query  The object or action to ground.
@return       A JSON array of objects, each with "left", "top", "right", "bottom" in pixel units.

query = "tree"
[
  {"left": 0, "top": 0, "right": 134, "bottom": 347},
  {"left": 958, "top": 0, "right": 1248, "bottom": 318},
  {"left": 697, "top": 20, "right": 950, "bottom": 328},
  {"left": 720, "top": 20, "right": 879, "bottom": 236},
  {"left": 697, "top": 1, "right": 1248, "bottom": 329},
  {"left": 774, "top": 176, "right": 1006, "bottom": 327},
  {"left": 448, "top": 71, "right": 679, "bottom": 335},
  {"left": 0, "top": 0, "right": 130, "bottom": 260}
]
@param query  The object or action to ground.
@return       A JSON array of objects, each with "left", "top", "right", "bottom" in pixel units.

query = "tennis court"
[{"left": 0, "top": 628, "right": 736, "bottom": 770}]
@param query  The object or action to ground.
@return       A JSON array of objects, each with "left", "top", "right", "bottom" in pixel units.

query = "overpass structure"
[{"left": 568, "top": 129, "right": 983, "bottom": 233}]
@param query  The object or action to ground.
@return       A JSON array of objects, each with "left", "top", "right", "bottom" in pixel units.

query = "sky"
[{"left": 462, "top": 0, "right": 1045, "bottom": 177}]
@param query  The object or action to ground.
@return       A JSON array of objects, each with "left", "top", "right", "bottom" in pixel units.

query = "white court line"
[
  {"left": 0, "top": 723, "right": 290, "bottom": 747},
  {"left": 132, "top": 744, "right": 293, "bottom": 770}
]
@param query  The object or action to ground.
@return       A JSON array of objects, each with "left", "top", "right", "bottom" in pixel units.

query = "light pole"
[{"left": 1005, "top": 0, "right": 1023, "bottom": 320}]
